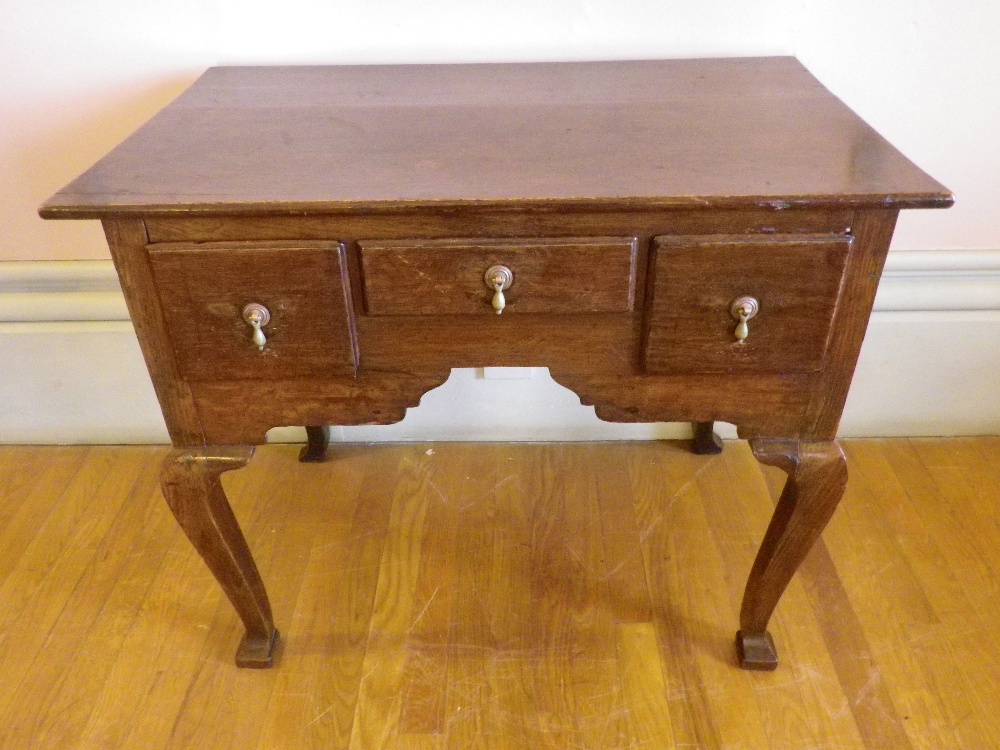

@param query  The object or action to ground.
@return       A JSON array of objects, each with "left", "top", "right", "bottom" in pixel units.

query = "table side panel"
[
  {"left": 102, "top": 218, "right": 205, "bottom": 444},
  {"left": 803, "top": 209, "right": 899, "bottom": 438}
]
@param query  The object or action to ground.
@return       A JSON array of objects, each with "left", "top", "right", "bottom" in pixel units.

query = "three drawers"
[{"left": 145, "top": 232, "right": 851, "bottom": 381}]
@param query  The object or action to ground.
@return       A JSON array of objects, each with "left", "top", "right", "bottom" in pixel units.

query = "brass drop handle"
[
  {"left": 730, "top": 296, "right": 759, "bottom": 342},
  {"left": 484, "top": 264, "right": 513, "bottom": 315},
  {"left": 242, "top": 303, "right": 271, "bottom": 350}
]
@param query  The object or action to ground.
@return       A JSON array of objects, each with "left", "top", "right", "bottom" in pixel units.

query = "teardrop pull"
[
  {"left": 242, "top": 303, "right": 271, "bottom": 351},
  {"left": 729, "top": 296, "right": 759, "bottom": 342},
  {"left": 491, "top": 279, "right": 506, "bottom": 314},
  {"left": 483, "top": 265, "right": 513, "bottom": 315},
  {"left": 735, "top": 312, "right": 750, "bottom": 341}
]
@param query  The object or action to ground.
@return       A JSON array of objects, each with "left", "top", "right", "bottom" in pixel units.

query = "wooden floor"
[{"left": 1, "top": 439, "right": 999, "bottom": 749}]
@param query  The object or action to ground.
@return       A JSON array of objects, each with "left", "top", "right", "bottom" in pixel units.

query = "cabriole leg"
[
  {"left": 737, "top": 439, "right": 847, "bottom": 670},
  {"left": 160, "top": 446, "right": 278, "bottom": 667}
]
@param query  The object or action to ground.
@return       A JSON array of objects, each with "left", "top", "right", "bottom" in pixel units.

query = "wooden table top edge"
[{"left": 38, "top": 192, "right": 954, "bottom": 220}]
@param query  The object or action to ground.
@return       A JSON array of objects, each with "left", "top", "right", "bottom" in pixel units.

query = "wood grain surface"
[
  {"left": 645, "top": 234, "right": 852, "bottom": 374},
  {"left": 2, "top": 439, "right": 1000, "bottom": 748},
  {"left": 358, "top": 237, "right": 638, "bottom": 316},
  {"left": 40, "top": 58, "right": 952, "bottom": 218},
  {"left": 148, "top": 241, "right": 357, "bottom": 380}
]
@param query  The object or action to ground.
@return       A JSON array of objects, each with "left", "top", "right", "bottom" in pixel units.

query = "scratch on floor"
[
  {"left": 599, "top": 549, "right": 645, "bottom": 581},
  {"left": 307, "top": 703, "right": 335, "bottom": 726},
  {"left": 493, "top": 474, "right": 518, "bottom": 491},
  {"left": 408, "top": 586, "right": 441, "bottom": 633},
  {"left": 636, "top": 514, "right": 664, "bottom": 547},
  {"left": 854, "top": 666, "right": 882, "bottom": 706}
]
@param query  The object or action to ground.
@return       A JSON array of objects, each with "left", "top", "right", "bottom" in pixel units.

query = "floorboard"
[{"left": 0, "top": 439, "right": 998, "bottom": 749}]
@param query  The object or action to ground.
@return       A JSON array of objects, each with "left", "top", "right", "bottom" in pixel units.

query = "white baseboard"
[
  {"left": 1, "top": 252, "right": 998, "bottom": 444},
  {"left": 0, "top": 321, "right": 169, "bottom": 444}
]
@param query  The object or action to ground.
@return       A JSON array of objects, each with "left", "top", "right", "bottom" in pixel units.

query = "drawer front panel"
[
  {"left": 147, "top": 242, "right": 356, "bottom": 381},
  {"left": 645, "top": 234, "right": 852, "bottom": 374},
  {"left": 358, "top": 237, "right": 638, "bottom": 316}
]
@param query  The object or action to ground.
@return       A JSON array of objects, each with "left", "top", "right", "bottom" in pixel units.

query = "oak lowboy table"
[{"left": 42, "top": 58, "right": 951, "bottom": 670}]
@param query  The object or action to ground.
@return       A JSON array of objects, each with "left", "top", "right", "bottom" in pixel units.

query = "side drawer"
[
  {"left": 147, "top": 241, "right": 356, "bottom": 381},
  {"left": 358, "top": 237, "right": 638, "bottom": 316},
  {"left": 644, "top": 234, "right": 852, "bottom": 374}
]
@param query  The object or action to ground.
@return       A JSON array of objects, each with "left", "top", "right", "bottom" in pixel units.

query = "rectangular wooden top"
[{"left": 40, "top": 57, "right": 952, "bottom": 218}]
